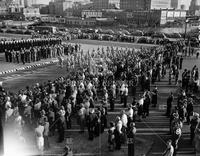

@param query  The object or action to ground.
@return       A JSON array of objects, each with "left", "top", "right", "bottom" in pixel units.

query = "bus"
[{"left": 34, "top": 26, "right": 57, "bottom": 34}]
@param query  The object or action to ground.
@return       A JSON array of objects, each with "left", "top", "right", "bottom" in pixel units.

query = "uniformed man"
[
  {"left": 8, "top": 50, "right": 12, "bottom": 62},
  {"left": 16, "top": 50, "right": 20, "bottom": 64},
  {"left": 166, "top": 92, "right": 174, "bottom": 117},
  {"left": 21, "top": 48, "right": 25, "bottom": 64},
  {"left": 4, "top": 49, "right": 9, "bottom": 62}
]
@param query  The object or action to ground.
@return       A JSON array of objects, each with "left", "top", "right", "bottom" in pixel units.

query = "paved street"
[
  {"left": 0, "top": 41, "right": 200, "bottom": 156},
  {"left": 0, "top": 33, "right": 31, "bottom": 39},
  {"left": 69, "top": 39, "right": 159, "bottom": 49}
]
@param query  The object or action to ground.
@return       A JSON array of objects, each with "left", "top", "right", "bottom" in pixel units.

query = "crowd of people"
[
  {"left": 0, "top": 38, "right": 199, "bottom": 156},
  {"left": 2, "top": 38, "right": 81, "bottom": 65}
]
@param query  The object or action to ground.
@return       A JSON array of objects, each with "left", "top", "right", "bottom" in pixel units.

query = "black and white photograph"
[{"left": 0, "top": 0, "right": 200, "bottom": 156}]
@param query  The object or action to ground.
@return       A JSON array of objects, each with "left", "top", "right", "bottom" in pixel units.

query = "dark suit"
[{"left": 86, "top": 113, "right": 96, "bottom": 140}]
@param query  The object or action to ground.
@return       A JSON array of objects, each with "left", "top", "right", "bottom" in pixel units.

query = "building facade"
[
  {"left": 150, "top": 0, "right": 170, "bottom": 9},
  {"left": 12, "top": 0, "right": 25, "bottom": 7},
  {"left": 126, "top": 9, "right": 186, "bottom": 26},
  {"left": 65, "top": 17, "right": 96, "bottom": 26},
  {"left": 0, "top": 1, "right": 8, "bottom": 15},
  {"left": 49, "top": 2, "right": 55, "bottom": 14},
  {"left": 41, "top": 15, "right": 65, "bottom": 23},
  {"left": 48, "top": 0, "right": 73, "bottom": 16},
  {"left": 120, "top": 0, "right": 170, "bottom": 11},
  {"left": 92, "top": 0, "right": 109, "bottom": 10},
  {"left": 189, "top": 0, "right": 200, "bottom": 15},
  {"left": 81, "top": 10, "right": 102, "bottom": 18},
  {"left": 40, "top": 5, "right": 49, "bottom": 14},
  {"left": 170, "top": 0, "right": 182, "bottom": 9}
]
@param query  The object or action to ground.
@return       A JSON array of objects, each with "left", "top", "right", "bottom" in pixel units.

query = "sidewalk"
[{"left": 0, "top": 53, "right": 59, "bottom": 75}]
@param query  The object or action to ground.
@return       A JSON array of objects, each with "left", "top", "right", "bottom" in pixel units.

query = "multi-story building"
[
  {"left": 120, "top": 0, "right": 170, "bottom": 11},
  {"left": 13, "top": 0, "right": 25, "bottom": 7},
  {"left": 48, "top": 0, "right": 73, "bottom": 16},
  {"left": 49, "top": 2, "right": 55, "bottom": 14},
  {"left": 40, "top": 5, "right": 49, "bottom": 14},
  {"left": 55, "top": 1, "right": 73, "bottom": 15},
  {"left": 0, "top": 1, "right": 8, "bottom": 15},
  {"left": 150, "top": 0, "right": 170, "bottom": 9},
  {"left": 189, "top": 0, "right": 200, "bottom": 15},
  {"left": 91, "top": 0, "right": 109, "bottom": 10},
  {"left": 171, "top": 0, "right": 181, "bottom": 9},
  {"left": 7, "top": 0, "right": 24, "bottom": 15},
  {"left": 126, "top": 9, "right": 186, "bottom": 26}
]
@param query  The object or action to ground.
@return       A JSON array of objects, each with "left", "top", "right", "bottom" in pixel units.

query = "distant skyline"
[
  {"left": 36, "top": 0, "right": 89, "bottom": 4},
  {"left": 36, "top": 0, "right": 196, "bottom": 9}
]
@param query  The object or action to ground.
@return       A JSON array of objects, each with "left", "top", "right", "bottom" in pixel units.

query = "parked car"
[
  {"left": 164, "top": 33, "right": 182, "bottom": 39},
  {"left": 151, "top": 32, "right": 167, "bottom": 39},
  {"left": 15, "top": 29, "right": 24, "bottom": 34},
  {"left": 131, "top": 30, "right": 144, "bottom": 37},
  {"left": 102, "top": 34, "right": 113, "bottom": 41},
  {"left": 121, "top": 30, "right": 131, "bottom": 35},
  {"left": 137, "top": 37, "right": 148, "bottom": 44},
  {"left": 144, "top": 30, "right": 155, "bottom": 37},
  {"left": 103, "top": 29, "right": 115, "bottom": 35},
  {"left": 5, "top": 29, "right": 15, "bottom": 34}
]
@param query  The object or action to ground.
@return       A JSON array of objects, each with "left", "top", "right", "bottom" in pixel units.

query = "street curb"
[{"left": 0, "top": 60, "right": 59, "bottom": 75}]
